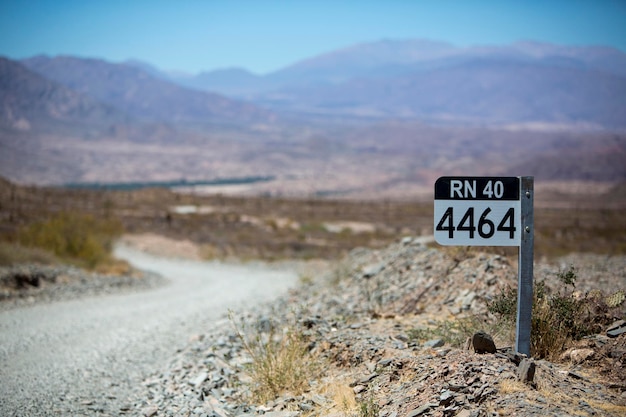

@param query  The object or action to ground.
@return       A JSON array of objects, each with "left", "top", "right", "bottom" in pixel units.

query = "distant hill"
[
  {"left": 0, "top": 57, "right": 128, "bottom": 132},
  {"left": 506, "top": 133, "right": 626, "bottom": 181},
  {"left": 16, "top": 40, "right": 624, "bottom": 129},
  {"left": 284, "top": 58, "right": 626, "bottom": 127},
  {"left": 1, "top": 40, "right": 625, "bottom": 192},
  {"left": 174, "top": 39, "right": 626, "bottom": 129},
  {"left": 21, "top": 55, "right": 274, "bottom": 127},
  {"left": 0, "top": 56, "right": 275, "bottom": 185}
]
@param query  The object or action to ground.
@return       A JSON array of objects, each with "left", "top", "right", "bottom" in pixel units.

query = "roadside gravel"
[{"left": 0, "top": 243, "right": 298, "bottom": 416}]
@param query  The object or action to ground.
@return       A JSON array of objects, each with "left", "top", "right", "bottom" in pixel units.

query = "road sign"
[
  {"left": 434, "top": 177, "right": 521, "bottom": 246},
  {"left": 433, "top": 176, "right": 535, "bottom": 356}
]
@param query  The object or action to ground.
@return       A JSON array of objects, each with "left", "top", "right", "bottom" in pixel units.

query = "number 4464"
[{"left": 436, "top": 206, "right": 516, "bottom": 239}]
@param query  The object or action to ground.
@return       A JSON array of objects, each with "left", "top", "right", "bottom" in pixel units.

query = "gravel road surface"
[{"left": 0, "top": 244, "right": 298, "bottom": 416}]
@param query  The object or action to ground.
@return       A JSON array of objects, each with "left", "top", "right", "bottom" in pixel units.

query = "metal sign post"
[
  {"left": 434, "top": 176, "right": 534, "bottom": 357},
  {"left": 516, "top": 177, "right": 534, "bottom": 356}
]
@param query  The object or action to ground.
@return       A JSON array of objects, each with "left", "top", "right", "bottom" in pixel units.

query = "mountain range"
[
  {"left": 0, "top": 57, "right": 128, "bottom": 133},
  {"left": 1, "top": 39, "right": 625, "bottom": 194},
  {"left": 20, "top": 55, "right": 274, "bottom": 128},
  {"left": 169, "top": 39, "right": 626, "bottom": 128}
]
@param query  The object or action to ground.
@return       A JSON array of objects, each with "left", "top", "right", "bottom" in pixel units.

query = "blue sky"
[{"left": 1, "top": 0, "right": 625, "bottom": 75}]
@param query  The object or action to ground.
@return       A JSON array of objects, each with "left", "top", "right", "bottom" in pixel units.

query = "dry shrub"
[
  {"left": 230, "top": 312, "right": 322, "bottom": 403},
  {"left": 16, "top": 211, "right": 124, "bottom": 269},
  {"left": 488, "top": 266, "right": 625, "bottom": 359}
]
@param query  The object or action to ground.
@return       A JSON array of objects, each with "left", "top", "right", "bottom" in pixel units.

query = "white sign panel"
[{"left": 434, "top": 177, "right": 521, "bottom": 246}]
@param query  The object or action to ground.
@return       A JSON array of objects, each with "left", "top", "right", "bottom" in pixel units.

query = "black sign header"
[{"left": 435, "top": 176, "right": 520, "bottom": 200}]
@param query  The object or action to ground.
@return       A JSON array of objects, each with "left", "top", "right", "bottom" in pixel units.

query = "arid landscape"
[
  {"left": 2, "top": 33, "right": 626, "bottom": 416},
  {"left": 2, "top": 40, "right": 626, "bottom": 196},
  {"left": 1, "top": 176, "right": 625, "bottom": 263},
  {"left": 1, "top": 177, "right": 625, "bottom": 416}
]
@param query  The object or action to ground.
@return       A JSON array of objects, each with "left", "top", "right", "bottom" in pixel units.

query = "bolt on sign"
[{"left": 434, "top": 176, "right": 534, "bottom": 356}]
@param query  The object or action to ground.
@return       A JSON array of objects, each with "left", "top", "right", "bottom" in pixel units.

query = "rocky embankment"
[{"left": 125, "top": 238, "right": 626, "bottom": 417}]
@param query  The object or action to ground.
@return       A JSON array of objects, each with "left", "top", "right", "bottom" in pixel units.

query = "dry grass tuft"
[
  {"left": 325, "top": 383, "right": 358, "bottom": 413},
  {"left": 498, "top": 379, "right": 529, "bottom": 395},
  {"left": 408, "top": 314, "right": 515, "bottom": 349},
  {"left": 586, "top": 399, "right": 626, "bottom": 415},
  {"left": 230, "top": 312, "right": 322, "bottom": 404}
]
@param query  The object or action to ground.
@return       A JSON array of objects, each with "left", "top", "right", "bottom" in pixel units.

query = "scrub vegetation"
[
  {"left": 1, "top": 178, "right": 624, "bottom": 266},
  {"left": 229, "top": 312, "right": 322, "bottom": 403},
  {"left": 13, "top": 212, "right": 124, "bottom": 269},
  {"left": 488, "top": 267, "right": 626, "bottom": 359}
]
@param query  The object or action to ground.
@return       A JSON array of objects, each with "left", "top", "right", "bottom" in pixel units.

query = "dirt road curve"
[{"left": 0, "top": 244, "right": 298, "bottom": 416}]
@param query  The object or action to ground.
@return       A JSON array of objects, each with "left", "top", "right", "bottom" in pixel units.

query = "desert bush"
[
  {"left": 488, "top": 266, "right": 624, "bottom": 359},
  {"left": 16, "top": 211, "right": 124, "bottom": 269},
  {"left": 230, "top": 312, "right": 322, "bottom": 403},
  {"left": 487, "top": 285, "right": 518, "bottom": 320}
]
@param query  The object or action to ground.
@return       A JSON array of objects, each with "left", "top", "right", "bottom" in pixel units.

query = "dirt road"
[{"left": 0, "top": 244, "right": 298, "bottom": 416}]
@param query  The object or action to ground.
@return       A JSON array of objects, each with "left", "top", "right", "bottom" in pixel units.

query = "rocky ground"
[
  {"left": 120, "top": 238, "right": 626, "bottom": 417},
  {"left": 0, "top": 263, "right": 165, "bottom": 311},
  {"left": 2, "top": 235, "right": 624, "bottom": 416}
]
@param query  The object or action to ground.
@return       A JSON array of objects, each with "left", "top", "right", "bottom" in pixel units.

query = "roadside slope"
[{"left": 128, "top": 238, "right": 626, "bottom": 416}]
